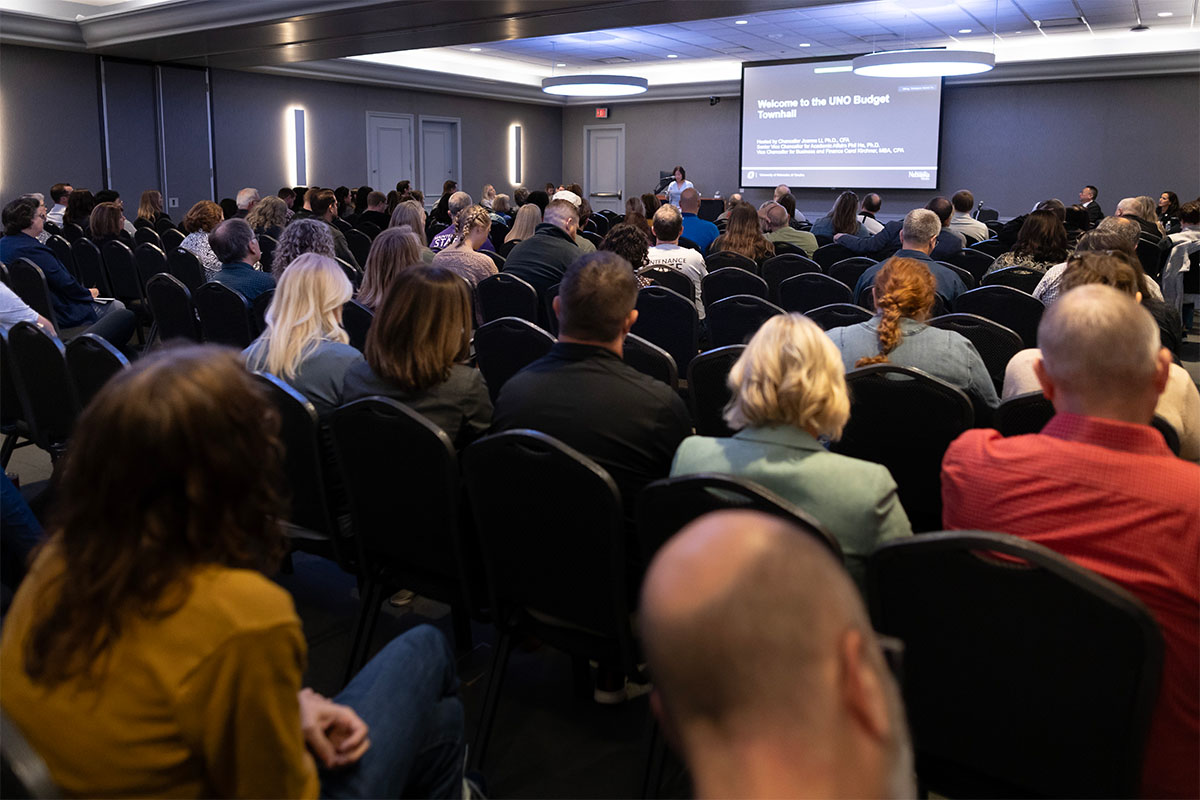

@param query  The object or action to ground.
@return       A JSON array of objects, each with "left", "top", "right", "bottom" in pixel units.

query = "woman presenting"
[{"left": 665, "top": 165, "right": 694, "bottom": 207}]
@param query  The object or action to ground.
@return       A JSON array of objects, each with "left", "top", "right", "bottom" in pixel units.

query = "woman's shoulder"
[{"left": 310, "top": 339, "right": 363, "bottom": 363}]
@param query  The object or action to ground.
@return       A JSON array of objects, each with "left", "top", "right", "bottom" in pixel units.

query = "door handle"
[{"left": 590, "top": 192, "right": 622, "bottom": 199}]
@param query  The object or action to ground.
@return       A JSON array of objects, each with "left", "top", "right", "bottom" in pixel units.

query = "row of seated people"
[{"left": 1, "top": 240, "right": 1194, "bottom": 797}]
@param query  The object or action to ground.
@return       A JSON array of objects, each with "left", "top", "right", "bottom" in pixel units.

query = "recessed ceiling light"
[
  {"left": 555, "top": 62, "right": 566, "bottom": 67},
  {"left": 798, "top": 42, "right": 811, "bottom": 47},
  {"left": 735, "top": 19, "right": 748, "bottom": 25},
  {"left": 469, "top": 47, "right": 482, "bottom": 52},
  {"left": 667, "top": 54, "right": 678, "bottom": 58},
  {"left": 1157, "top": 11, "right": 1173, "bottom": 16},
  {"left": 958, "top": 28, "right": 972, "bottom": 33}
]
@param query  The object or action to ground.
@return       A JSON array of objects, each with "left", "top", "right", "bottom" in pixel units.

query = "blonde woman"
[
  {"left": 357, "top": 227, "right": 424, "bottom": 311},
  {"left": 243, "top": 253, "right": 363, "bottom": 414},
  {"left": 135, "top": 190, "right": 169, "bottom": 228},
  {"left": 501, "top": 202, "right": 541, "bottom": 257},
  {"left": 245, "top": 195, "right": 288, "bottom": 240},
  {"left": 388, "top": 200, "right": 435, "bottom": 263},
  {"left": 671, "top": 313, "right": 912, "bottom": 590},
  {"left": 432, "top": 205, "right": 497, "bottom": 292}
]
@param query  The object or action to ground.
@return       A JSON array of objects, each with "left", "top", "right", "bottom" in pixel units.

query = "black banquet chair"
[
  {"left": 868, "top": 531, "right": 1163, "bottom": 799},
  {"left": 761, "top": 253, "right": 821, "bottom": 303},
  {"left": 145, "top": 273, "right": 201, "bottom": 343},
  {"left": 804, "top": 302, "right": 871, "bottom": 331},
  {"left": 473, "top": 316, "right": 555, "bottom": 403},
  {"left": 630, "top": 285, "right": 700, "bottom": 376},
  {"left": 133, "top": 226, "right": 162, "bottom": 248},
  {"left": 947, "top": 248, "right": 996, "bottom": 284},
  {"left": 968, "top": 238, "right": 1006, "bottom": 258},
  {"left": 65, "top": 333, "right": 130, "bottom": 408},
  {"left": 167, "top": 247, "right": 206, "bottom": 290},
  {"left": 638, "top": 266, "right": 695, "bottom": 304},
  {"left": 476, "top": 272, "right": 538, "bottom": 325},
  {"left": 4, "top": 321, "right": 81, "bottom": 462},
  {"left": 705, "top": 294, "right": 784, "bottom": 348},
  {"left": 928, "top": 313, "right": 1024, "bottom": 394},
  {"left": 621, "top": 332, "right": 677, "bottom": 390},
  {"left": 686, "top": 344, "right": 744, "bottom": 437},
  {"left": 700, "top": 267, "right": 767, "bottom": 310},
  {"left": 831, "top": 365, "right": 974, "bottom": 532},
  {"left": 981, "top": 265, "right": 1043, "bottom": 294},
  {"left": 995, "top": 391, "right": 1182, "bottom": 456},
  {"left": 133, "top": 242, "right": 168, "bottom": 291},
  {"left": 827, "top": 256, "right": 877, "bottom": 289},
  {"left": 812, "top": 242, "right": 859, "bottom": 271},
  {"left": 778, "top": 272, "right": 853, "bottom": 314},
  {"left": 160, "top": 227, "right": 186, "bottom": 252},
  {"left": 704, "top": 249, "right": 758, "bottom": 273},
  {"left": 954, "top": 285, "right": 1045, "bottom": 348},
  {"left": 462, "top": 430, "right": 638, "bottom": 775},
  {"left": 71, "top": 238, "right": 111, "bottom": 295},
  {"left": 193, "top": 281, "right": 255, "bottom": 347},
  {"left": 342, "top": 299, "right": 373, "bottom": 352},
  {"left": 345, "top": 229, "right": 372, "bottom": 267},
  {"left": 45, "top": 234, "right": 76, "bottom": 282},
  {"left": 8, "top": 259, "right": 59, "bottom": 330}
]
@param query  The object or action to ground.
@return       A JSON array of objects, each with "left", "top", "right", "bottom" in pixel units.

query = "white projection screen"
[{"left": 740, "top": 57, "right": 943, "bottom": 190}]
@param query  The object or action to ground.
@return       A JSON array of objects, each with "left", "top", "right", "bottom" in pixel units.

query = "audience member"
[
  {"left": 852, "top": 209, "right": 968, "bottom": 306},
  {"left": 135, "top": 189, "right": 170, "bottom": 228},
  {"left": 948, "top": 190, "right": 989, "bottom": 242},
  {"left": 1079, "top": 184, "right": 1103, "bottom": 227},
  {"left": 388, "top": 200, "right": 436, "bottom": 263},
  {"left": 641, "top": 510, "right": 913, "bottom": 800},
  {"left": 984, "top": 209, "right": 1069, "bottom": 275},
  {"left": 710, "top": 203, "right": 774, "bottom": 265},
  {"left": 832, "top": 257, "right": 997, "bottom": 408},
  {"left": 715, "top": 192, "right": 743, "bottom": 222},
  {"left": 836, "top": 196, "right": 964, "bottom": 261},
  {"left": 0, "top": 282, "right": 56, "bottom": 336},
  {"left": 271, "top": 217, "right": 336, "bottom": 278},
  {"left": 646, "top": 204, "right": 707, "bottom": 317},
  {"left": 1116, "top": 196, "right": 1164, "bottom": 242},
  {"left": 1064, "top": 204, "right": 1090, "bottom": 245},
  {"left": 641, "top": 192, "right": 660, "bottom": 218},
  {"left": 622, "top": 196, "right": 654, "bottom": 244},
  {"left": 1163, "top": 200, "right": 1200, "bottom": 322},
  {"left": 94, "top": 190, "right": 137, "bottom": 235},
  {"left": 333, "top": 186, "right": 352, "bottom": 220},
  {"left": 480, "top": 183, "right": 497, "bottom": 210},
  {"left": 0, "top": 196, "right": 134, "bottom": 343},
  {"left": 671, "top": 314, "right": 912, "bottom": 588},
  {"left": 551, "top": 190, "right": 595, "bottom": 254},
  {"left": 311, "top": 189, "right": 359, "bottom": 268},
  {"left": 245, "top": 194, "right": 287, "bottom": 240},
  {"left": 1034, "top": 217, "right": 1163, "bottom": 306},
  {"left": 858, "top": 192, "right": 884, "bottom": 234},
  {"left": 431, "top": 181, "right": 458, "bottom": 225},
  {"left": 676, "top": 188, "right": 718, "bottom": 255},
  {"left": 501, "top": 202, "right": 541, "bottom": 257},
  {"left": 811, "top": 191, "right": 867, "bottom": 239},
  {"left": 432, "top": 205, "right": 497, "bottom": 308},
  {"left": 759, "top": 201, "right": 817, "bottom": 257},
  {"left": 0, "top": 471, "right": 42, "bottom": 607},
  {"left": 342, "top": 266, "right": 492, "bottom": 448},
  {"left": 46, "top": 183, "right": 71, "bottom": 227},
  {"left": 358, "top": 227, "right": 424, "bottom": 311},
  {"left": 773, "top": 183, "right": 807, "bottom": 223},
  {"left": 512, "top": 186, "right": 530, "bottom": 206},
  {"left": 209, "top": 218, "right": 274, "bottom": 301},
  {"left": 180, "top": 200, "right": 225, "bottom": 280},
  {"left": 294, "top": 186, "right": 317, "bottom": 219},
  {"left": 62, "top": 188, "right": 95, "bottom": 234},
  {"left": 1003, "top": 251, "right": 1198, "bottom": 461},
  {"left": 235, "top": 187, "right": 260, "bottom": 218},
  {"left": 0, "top": 345, "right": 468, "bottom": 798},
  {"left": 775, "top": 193, "right": 807, "bottom": 232},
  {"left": 502, "top": 199, "right": 583, "bottom": 298},
  {"left": 490, "top": 193, "right": 512, "bottom": 225},
  {"left": 218, "top": 197, "right": 239, "bottom": 222},
  {"left": 244, "top": 253, "right": 362, "bottom": 414},
  {"left": 88, "top": 202, "right": 132, "bottom": 246},
  {"left": 599, "top": 223, "right": 653, "bottom": 287},
  {"left": 1157, "top": 191, "right": 1181, "bottom": 235},
  {"left": 942, "top": 284, "right": 1199, "bottom": 799},
  {"left": 429, "top": 191, "right": 474, "bottom": 251}
]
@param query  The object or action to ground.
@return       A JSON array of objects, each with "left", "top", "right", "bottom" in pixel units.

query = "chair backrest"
[
  {"left": 254, "top": 373, "right": 340, "bottom": 537},
  {"left": 981, "top": 265, "right": 1042, "bottom": 293},
  {"left": 167, "top": 247, "right": 205, "bottom": 290},
  {"left": 701, "top": 267, "right": 768, "bottom": 310},
  {"left": 60, "top": 222, "right": 84, "bottom": 243},
  {"left": 947, "top": 248, "right": 996, "bottom": 283},
  {"left": 1, "top": 710, "right": 61, "bottom": 800},
  {"left": 44, "top": 234, "right": 76, "bottom": 281},
  {"left": 154, "top": 216, "right": 177, "bottom": 234},
  {"left": 133, "top": 226, "right": 162, "bottom": 248},
  {"left": 630, "top": 285, "right": 700, "bottom": 373},
  {"left": 65, "top": 333, "right": 130, "bottom": 408},
  {"left": 133, "top": 242, "right": 168, "bottom": 294},
  {"left": 335, "top": 257, "right": 361, "bottom": 288},
  {"left": 7, "top": 259, "right": 58, "bottom": 329},
  {"left": 967, "top": 238, "right": 1005, "bottom": 258},
  {"left": 994, "top": 390, "right": 1055, "bottom": 436},
  {"left": 770, "top": 240, "right": 804, "bottom": 256},
  {"left": 258, "top": 234, "right": 278, "bottom": 272},
  {"left": 342, "top": 299, "right": 373, "bottom": 352},
  {"left": 831, "top": 365, "right": 973, "bottom": 532},
  {"left": 5, "top": 321, "right": 81, "bottom": 455},
  {"left": 812, "top": 241, "right": 859, "bottom": 271},
  {"left": 803, "top": 302, "right": 872, "bottom": 330},
  {"left": 193, "top": 281, "right": 255, "bottom": 347},
  {"left": 483, "top": 250, "right": 506, "bottom": 270},
  {"left": 70, "top": 238, "right": 111, "bottom": 295},
  {"left": 677, "top": 236, "right": 700, "bottom": 252},
  {"left": 937, "top": 260, "right": 977, "bottom": 291},
  {"left": 868, "top": 531, "right": 1163, "bottom": 799},
  {"left": 1135, "top": 238, "right": 1162, "bottom": 281},
  {"left": 705, "top": 249, "right": 758, "bottom": 273},
  {"left": 160, "top": 227, "right": 186, "bottom": 252},
  {"left": 462, "top": 429, "right": 634, "bottom": 662},
  {"left": 686, "top": 344, "right": 743, "bottom": 437},
  {"left": 356, "top": 220, "right": 381, "bottom": 238},
  {"left": 827, "top": 256, "right": 877, "bottom": 288},
  {"left": 145, "top": 273, "right": 201, "bottom": 343},
  {"left": 761, "top": 253, "right": 821, "bottom": 302},
  {"left": 706, "top": 293, "right": 785, "bottom": 348},
  {"left": 250, "top": 288, "right": 275, "bottom": 335},
  {"left": 489, "top": 221, "right": 509, "bottom": 251},
  {"left": 579, "top": 230, "right": 601, "bottom": 247},
  {"left": 954, "top": 285, "right": 1045, "bottom": 348},
  {"left": 589, "top": 213, "right": 610, "bottom": 236},
  {"left": 345, "top": 228, "right": 372, "bottom": 266},
  {"left": 473, "top": 316, "right": 555, "bottom": 403},
  {"left": 330, "top": 397, "right": 466, "bottom": 591},
  {"left": 638, "top": 474, "right": 842, "bottom": 569},
  {"left": 622, "top": 332, "right": 678, "bottom": 389},
  {"left": 976, "top": 207, "right": 999, "bottom": 222},
  {"left": 476, "top": 272, "right": 539, "bottom": 324},
  {"left": 777, "top": 272, "right": 853, "bottom": 314},
  {"left": 1150, "top": 415, "right": 1182, "bottom": 456},
  {"left": 928, "top": 313, "right": 1023, "bottom": 393},
  {"left": 540, "top": 282, "right": 560, "bottom": 337},
  {"left": 100, "top": 240, "right": 143, "bottom": 302},
  {"left": 639, "top": 266, "right": 695, "bottom": 303}
]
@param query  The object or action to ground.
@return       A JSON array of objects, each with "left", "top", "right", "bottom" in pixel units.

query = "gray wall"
[
  {"left": 209, "top": 68, "right": 563, "bottom": 206},
  {"left": 563, "top": 73, "right": 1200, "bottom": 220},
  {"left": 0, "top": 45, "right": 105, "bottom": 201}
]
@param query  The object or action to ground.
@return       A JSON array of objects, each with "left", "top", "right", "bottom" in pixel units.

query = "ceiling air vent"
[
  {"left": 1037, "top": 17, "right": 1085, "bottom": 29},
  {"left": 596, "top": 56, "right": 634, "bottom": 63},
  {"left": 719, "top": 45, "right": 752, "bottom": 54}
]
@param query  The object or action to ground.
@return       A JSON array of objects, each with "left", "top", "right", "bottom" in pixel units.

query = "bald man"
[{"left": 641, "top": 510, "right": 913, "bottom": 799}]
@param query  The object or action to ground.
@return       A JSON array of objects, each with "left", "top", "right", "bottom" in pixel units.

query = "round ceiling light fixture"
[
  {"left": 541, "top": 74, "right": 649, "bottom": 96},
  {"left": 852, "top": 48, "right": 995, "bottom": 77}
]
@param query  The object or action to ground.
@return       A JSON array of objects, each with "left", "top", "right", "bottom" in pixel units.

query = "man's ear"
[
  {"left": 840, "top": 629, "right": 889, "bottom": 741},
  {"left": 1033, "top": 354, "right": 1056, "bottom": 404},
  {"left": 623, "top": 308, "right": 639, "bottom": 335},
  {"left": 552, "top": 295, "right": 562, "bottom": 321},
  {"left": 1152, "top": 347, "right": 1172, "bottom": 396}
]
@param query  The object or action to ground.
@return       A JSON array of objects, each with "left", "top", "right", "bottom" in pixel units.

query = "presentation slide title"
[{"left": 757, "top": 95, "right": 891, "bottom": 118}]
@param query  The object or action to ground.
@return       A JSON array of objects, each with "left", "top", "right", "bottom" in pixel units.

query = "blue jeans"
[
  {"left": 1, "top": 472, "right": 43, "bottom": 593},
  {"left": 321, "top": 625, "right": 465, "bottom": 799}
]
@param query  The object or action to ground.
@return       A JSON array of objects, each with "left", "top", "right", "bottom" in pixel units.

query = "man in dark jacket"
[{"left": 503, "top": 198, "right": 583, "bottom": 297}]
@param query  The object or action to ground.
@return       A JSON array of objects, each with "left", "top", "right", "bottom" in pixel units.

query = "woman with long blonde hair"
[
  {"left": 826, "top": 257, "right": 998, "bottom": 407},
  {"left": 135, "top": 190, "right": 168, "bottom": 227},
  {"left": 245, "top": 195, "right": 288, "bottom": 239},
  {"left": 243, "top": 253, "right": 363, "bottom": 414},
  {"left": 388, "top": 200, "right": 435, "bottom": 262},
  {"left": 710, "top": 202, "right": 775, "bottom": 264},
  {"left": 671, "top": 312, "right": 912, "bottom": 589},
  {"left": 501, "top": 202, "right": 541, "bottom": 257},
  {"left": 357, "top": 227, "right": 424, "bottom": 311}
]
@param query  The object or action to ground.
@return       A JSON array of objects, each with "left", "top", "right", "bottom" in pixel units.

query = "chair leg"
[
  {"left": 356, "top": 580, "right": 385, "bottom": 673},
  {"left": 469, "top": 630, "right": 513, "bottom": 772},
  {"left": 343, "top": 576, "right": 378, "bottom": 687}
]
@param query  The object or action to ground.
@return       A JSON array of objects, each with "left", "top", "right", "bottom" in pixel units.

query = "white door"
[
  {"left": 366, "top": 112, "right": 414, "bottom": 193},
  {"left": 419, "top": 117, "right": 461, "bottom": 202},
  {"left": 584, "top": 124, "right": 625, "bottom": 214}
]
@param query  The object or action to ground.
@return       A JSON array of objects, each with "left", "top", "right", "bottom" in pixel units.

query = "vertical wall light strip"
[
  {"left": 508, "top": 123, "right": 522, "bottom": 186},
  {"left": 98, "top": 57, "right": 112, "bottom": 189},
  {"left": 205, "top": 69, "right": 216, "bottom": 200},
  {"left": 155, "top": 65, "right": 169, "bottom": 203},
  {"left": 293, "top": 108, "right": 307, "bottom": 185}
]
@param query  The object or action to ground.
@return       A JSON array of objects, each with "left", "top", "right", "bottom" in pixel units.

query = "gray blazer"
[{"left": 671, "top": 425, "right": 912, "bottom": 591}]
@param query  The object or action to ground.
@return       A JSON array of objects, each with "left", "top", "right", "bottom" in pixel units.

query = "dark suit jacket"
[
  {"left": 838, "top": 220, "right": 964, "bottom": 261},
  {"left": 1084, "top": 201, "right": 1104, "bottom": 227}
]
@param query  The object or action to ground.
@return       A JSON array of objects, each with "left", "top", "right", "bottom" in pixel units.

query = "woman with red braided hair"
[{"left": 826, "top": 257, "right": 999, "bottom": 408}]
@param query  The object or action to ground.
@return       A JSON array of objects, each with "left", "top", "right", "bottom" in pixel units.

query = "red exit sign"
[{"left": 595, "top": 107, "right": 609, "bottom": 119}]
